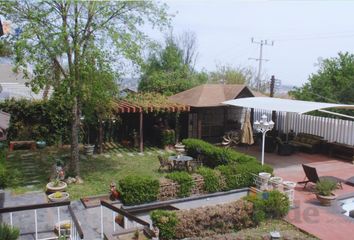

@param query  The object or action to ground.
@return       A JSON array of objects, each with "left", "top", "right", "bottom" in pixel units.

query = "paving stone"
[
  {"left": 116, "top": 153, "right": 123, "bottom": 158},
  {"left": 104, "top": 154, "right": 111, "bottom": 158},
  {"left": 137, "top": 152, "right": 144, "bottom": 156},
  {"left": 127, "top": 153, "right": 134, "bottom": 157}
]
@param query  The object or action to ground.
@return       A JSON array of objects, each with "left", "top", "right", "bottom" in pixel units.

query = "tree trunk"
[
  {"left": 98, "top": 119, "right": 103, "bottom": 154},
  {"left": 70, "top": 96, "right": 80, "bottom": 176}
]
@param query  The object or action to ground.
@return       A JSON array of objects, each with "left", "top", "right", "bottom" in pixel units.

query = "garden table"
[{"left": 168, "top": 155, "right": 193, "bottom": 171}]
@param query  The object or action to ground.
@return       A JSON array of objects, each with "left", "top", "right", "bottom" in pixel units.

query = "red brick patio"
[{"left": 235, "top": 146, "right": 354, "bottom": 240}]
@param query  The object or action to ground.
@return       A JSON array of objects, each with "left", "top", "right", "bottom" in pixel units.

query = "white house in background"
[{"left": 0, "top": 61, "right": 52, "bottom": 100}]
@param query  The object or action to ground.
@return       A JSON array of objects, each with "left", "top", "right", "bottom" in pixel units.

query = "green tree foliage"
[
  {"left": 139, "top": 36, "right": 207, "bottom": 95},
  {"left": 0, "top": 1, "right": 169, "bottom": 175},
  {"left": 0, "top": 39, "right": 12, "bottom": 57},
  {"left": 290, "top": 52, "right": 354, "bottom": 110},
  {"left": 209, "top": 64, "right": 255, "bottom": 85}
]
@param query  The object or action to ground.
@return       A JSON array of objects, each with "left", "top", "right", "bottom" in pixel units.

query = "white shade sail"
[{"left": 222, "top": 97, "right": 354, "bottom": 114}]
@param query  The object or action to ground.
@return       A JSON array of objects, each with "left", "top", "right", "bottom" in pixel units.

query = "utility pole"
[{"left": 249, "top": 38, "right": 274, "bottom": 90}]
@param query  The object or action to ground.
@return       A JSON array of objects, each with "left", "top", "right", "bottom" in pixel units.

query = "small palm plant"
[
  {"left": 315, "top": 179, "right": 337, "bottom": 206},
  {"left": 0, "top": 223, "right": 20, "bottom": 240}
]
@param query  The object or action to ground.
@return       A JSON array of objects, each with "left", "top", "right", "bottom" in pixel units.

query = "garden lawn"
[
  {"left": 5, "top": 145, "right": 168, "bottom": 200},
  {"left": 192, "top": 220, "right": 318, "bottom": 240}
]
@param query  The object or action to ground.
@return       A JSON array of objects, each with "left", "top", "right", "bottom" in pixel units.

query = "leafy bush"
[
  {"left": 217, "top": 162, "right": 273, "bottom": 190},
  {"left": 119, "top": 175, "right": 159, "bottom": 205},
  {"left": 315, "top": 179, "right": 337, "bottom": 196},
  {"left": 151, "top": 210, "right": 178, "bottom": 240},
  {"left": 161, "top": 129, "right": 175, "bottom": 147},
  {"left": 0, "top": 163, "right": 20, "bottom": 189},
  {"left": 0, "top": 99, "right": 71, "bottom": 145},
  {"left": 167, "top": 171, "right": 194, "bottom": 197},
  {"left": 182, "top": 138, "right": 262, "bottom": 167},
  {"left": 0, "top": 223, "right": 20, "bottom": 240},
  {"left": 245, "top": 190, "right": 290, "bottom": 223},
  {"left": 174, "top": 199, "right": 255, "bottom": 239},
  {"left": 197, "top": 167, "right": 221, "bottom": 193}
]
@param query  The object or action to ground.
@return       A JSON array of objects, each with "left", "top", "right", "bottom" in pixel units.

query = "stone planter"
[
  {"left": 48, "top": 192, "right": 70, "bottom": 202},
  {"left": 84, "top": 144, "right": 95, "bottom": 156},
  {"left": 270, "top": 176, "right": 283, "bottom": 190},
  {"left": 259, "top": 172, "right": 271, "bottom": 190},
  {"left": 46, "top": 181, "right": 67, "bottom": 193},
  {"left": 283, "top": 181, "right": 296, "bottom": 190},
  {"left": 316, "top": 193, "right": 336, "bottom": 206},
  {"left": 36, "top": 141, "right": 46, "bottom": 149}
]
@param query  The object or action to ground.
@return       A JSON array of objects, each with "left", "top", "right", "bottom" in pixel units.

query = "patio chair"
[
  {"left": 158, "top": 155, "right": 173, "bottom": 172},
  {"left": 299, "top": 164, "right": 343, "bottom": 189}
]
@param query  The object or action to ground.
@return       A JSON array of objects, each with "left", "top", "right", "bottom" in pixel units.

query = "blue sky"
[{"left": 153, "top": 0, "right": 354, "bottom": 87}]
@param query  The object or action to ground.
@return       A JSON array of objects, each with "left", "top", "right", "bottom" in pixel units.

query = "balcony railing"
[{"left": 0, "top": 201, "right": 84, "bottom": 240}]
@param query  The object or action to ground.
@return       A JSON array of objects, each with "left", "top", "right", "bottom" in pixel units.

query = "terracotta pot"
[{"left": 316, "top": 193, "right": 336, "bottom": 206}]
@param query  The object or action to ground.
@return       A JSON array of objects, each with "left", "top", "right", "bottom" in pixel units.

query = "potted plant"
[
  {"left": 315, "top": 179, "right": 337, "bottom": 206},
  {"left": 46, "top": 178, "right": 68, "bottom": 193},
  {"left": 48, "top": 191, "right": 70, "bottom": 202}
]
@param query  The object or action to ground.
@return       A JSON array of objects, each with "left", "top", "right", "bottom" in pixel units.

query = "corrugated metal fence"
[{"left": 253, "top": 109, "right": 354, "bottom": 146}]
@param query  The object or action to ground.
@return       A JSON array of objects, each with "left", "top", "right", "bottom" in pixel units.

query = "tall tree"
[
  {"left": 0, "top": 1, "right": 169, "bottom": 176},
  {"left": 208, "top": 64, "right": 255, "bottom": 85},
  {"left": 139, "top": 36, "right": 207, "bottom": 95},
  {"left": 290, "top": 52, "right": 354, "bottom": 105}
]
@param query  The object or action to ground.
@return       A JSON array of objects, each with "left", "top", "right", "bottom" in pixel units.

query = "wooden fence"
[{"left": 253, "top": 109, "right": 354, "bottom": 146}]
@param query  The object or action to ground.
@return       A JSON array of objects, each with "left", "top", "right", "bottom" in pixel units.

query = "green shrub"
[
  {"left": 161, "top": 129, "right": 175, "bottom": 147},
  {"left": 197, "top": 167, "right": 220, "bottom": 193},
  {"left": 167, "top": 171, "right": 194, "bottom": 197},
  {"left": 119, "top": 175, "right": 159, "bottom": 205},
  {"left": 0, "top": 99, "right": 71, "bottom": 145},
  {"left": 216, "top": 162, "right": 273, "bottom": 190},
  {"left": 182, "top": 138, "right": 261, "bottom": 168},
  {"left": 174, "top": 199, "right": 255, "bottom": 239},
  {"left": 0, "top": 223, "right": 20, "bottom": 240},
  {"left": 315, "top": 179, "right": 337, "bottom": 196},
  {"left": 151, "top": 210, "right": 178, "bottom": 240},
  {"left": 244, "top": 190, "right": 290, "bottom": 223},
  {"left": 0, "top": 164, "right": 20, "bottom": 189}
]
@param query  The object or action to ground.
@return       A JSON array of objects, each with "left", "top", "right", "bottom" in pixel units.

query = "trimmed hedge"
[
  {"left": 182, "top": 138, "right": 259, "bottom": 167},
  {"left": 217, "top": 162, "right": 272, "bottom": 190},
  {"left": 196, "top": 167, "right": 221, "bottom": 193},
  {"left": 119, "top": 175, "right": 159, "bottom": 205},
  {"left": 166, "top": 171, "right": 194, "bottom": 197},
  {"left": 151, "top": 199, "right": 255, "bottom": 239},
  {"left": 150, "top": 210, "right": 178, "bottom": 240}
]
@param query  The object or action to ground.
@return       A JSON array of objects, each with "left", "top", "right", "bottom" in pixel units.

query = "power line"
[{"left": 249, "top": 38, "right": 274, "bottom": 90}]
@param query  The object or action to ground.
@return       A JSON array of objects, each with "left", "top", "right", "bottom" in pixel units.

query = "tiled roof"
[{"left": 169, "top": 84, "right": 259, "bottom": 107}]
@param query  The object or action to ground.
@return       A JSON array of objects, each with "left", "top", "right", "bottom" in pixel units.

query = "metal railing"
[
  {"left": 0, "top": 201, "right": 84, "bottom": 240},
  {"left": 100, "top": 200, "right": 151, "bottom": 240}
]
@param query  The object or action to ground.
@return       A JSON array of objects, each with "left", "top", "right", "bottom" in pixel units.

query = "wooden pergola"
[{"left": 111, "top": 93, "right": 190, "bottom": 152}]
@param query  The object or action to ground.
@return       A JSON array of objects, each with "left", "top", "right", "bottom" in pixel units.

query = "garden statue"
[{"left": 109, "top": 182, "right": 120, "bottom": 200}]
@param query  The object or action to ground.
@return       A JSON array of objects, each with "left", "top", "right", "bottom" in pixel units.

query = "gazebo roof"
[
  {"left": 112, "top": 92, "right": 190, "bottom": 113},
  {"left": 169, "top": 84, "right": 261, "bottom": 107}
]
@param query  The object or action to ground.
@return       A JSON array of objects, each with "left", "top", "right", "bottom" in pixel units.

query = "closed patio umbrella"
[{"left": 241, "top": 110, "right": 254, "bottom": 145}]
